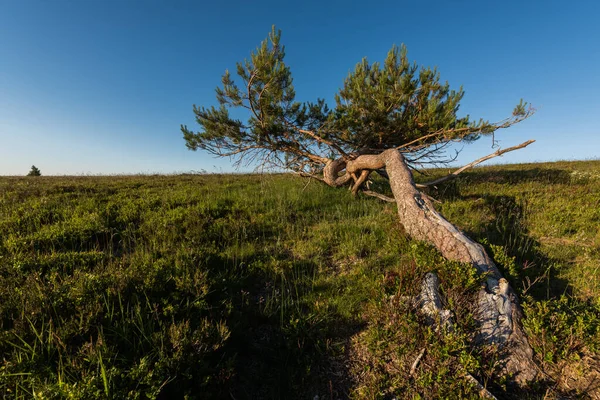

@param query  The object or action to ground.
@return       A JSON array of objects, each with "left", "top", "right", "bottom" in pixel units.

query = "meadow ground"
[{"left": 1, "top": 160, "right": 599, "bottom": 399}]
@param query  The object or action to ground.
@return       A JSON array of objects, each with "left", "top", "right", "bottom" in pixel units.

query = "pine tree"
[
  {"left": 27, "top": 165, "right": 41, "bottom": 176},
  {"left": 181, "top": 27, "right": 538, "bottom": 385},
  {"left": 181, "top": 26, "right": 532, "bottom": 183}
]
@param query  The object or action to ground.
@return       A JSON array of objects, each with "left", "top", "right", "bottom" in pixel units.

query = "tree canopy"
[
  {"left": 27, "top": 165, "right": 41, "bottom": 177},
  {"left": 182, "top": 26, "right": 532, "bottom": 186}
]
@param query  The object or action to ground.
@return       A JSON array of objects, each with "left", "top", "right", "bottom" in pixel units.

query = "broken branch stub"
[{"left": 414, "top": 272, "right": 453, "bottom": 331}]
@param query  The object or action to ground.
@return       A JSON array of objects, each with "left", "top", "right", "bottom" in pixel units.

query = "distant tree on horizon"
[{"left": 27, "top": 165, "right": 41, "bottom": 177}]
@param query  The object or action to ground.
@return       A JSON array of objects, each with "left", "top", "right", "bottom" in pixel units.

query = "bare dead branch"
[
  {"left": 296, "top": 126, "right": 348, "bottom": 158},
  {"left": 362, "top": 190, "right": 395, "bottom": 203},
  {"left": 397, "top": 108, "right": 535, "bottom": 153},
  {"left": 411, "top": 273, "right": 497, "bottom": 398},
  {"left": 416, "top": 140, "right": 535, "bottom": 188},
  {"left": 405, "top": 141, "right": 456, "bottom": 167},
  {"left": 296, "top": 171, "right": 326, "bottom": 183},
  {"left": 218, "top": 145, "right": 264, "bottom": 157},
  {"left": 409, "top": 348, "right": 426, "bottom": 377},
  {"left": 421, "top": 192, "right": 441, "bottom": 204}
]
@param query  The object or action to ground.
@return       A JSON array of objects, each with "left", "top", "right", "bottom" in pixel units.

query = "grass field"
[{"left": 1, "top": 161, "right": 599, "bottom": 399}]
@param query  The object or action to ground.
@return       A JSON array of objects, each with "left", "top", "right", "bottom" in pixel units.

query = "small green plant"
[{"left": 522, "top": 296, "right": 600, "bottom": 365}]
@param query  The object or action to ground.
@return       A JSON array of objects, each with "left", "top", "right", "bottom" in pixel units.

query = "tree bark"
[
  {"left": 382, "top": 148, "right": 537, "bottom": 384},
  {"left": 323, "top": 158, "right": 352, "bottom": 187},
  {"left": 415, "top": 272, "right": 499, "bottom": 399},
  {"left": 335, "top": 149, "right": 538, "bottom": 384}
]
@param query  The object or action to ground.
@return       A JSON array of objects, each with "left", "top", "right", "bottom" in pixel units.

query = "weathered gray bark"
[
  {"left": 414, "top": 272, "right": 453, "bottom": 331},
  {"left": 415, "top": 272, "right": 498, "bottom": 399},
  {"left": 381, "top": 149, "right": 537, "bottom": 384},
  {"left": 327, "top": 148, "right": 538, "bottom": 384}
]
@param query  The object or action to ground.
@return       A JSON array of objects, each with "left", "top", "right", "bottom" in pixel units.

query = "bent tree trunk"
[{"left": 328, "top": 149, "right": 538, "bottom": 384}]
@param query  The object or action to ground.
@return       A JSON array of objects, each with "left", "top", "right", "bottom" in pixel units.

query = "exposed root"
[{"left": 413, "top": 272, "right": 497, "bottom": 400}]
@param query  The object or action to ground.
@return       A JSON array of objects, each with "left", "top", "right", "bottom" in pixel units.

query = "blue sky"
[{"left": 1, "top": 0, "right": 598, "bottom": 175}]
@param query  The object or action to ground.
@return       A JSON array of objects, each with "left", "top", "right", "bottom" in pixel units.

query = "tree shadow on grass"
[
  {"left": 473, "top": 194, "right": 570, "bottom": 300},
  {"left": 440, "top": 192, "right": 570, "bottom": 301},
  {"left": 425, "top": 184, "right": 584, "bottom": 398},
  {"left": 455, "top": 167, "right": 574, "bottom": 186},
  {"left": 426, "top": 168, "right": 574, "bottom": 301},
  {"left": 158, "top": 251, "right": 364, "bottom": 400},
  {"left": 226, "top": 276, "right": 364, "bottom": 400}
]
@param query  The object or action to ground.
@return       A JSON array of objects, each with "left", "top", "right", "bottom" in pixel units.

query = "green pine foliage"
[
  {"left": 181, "top": 26, "right": 531, "bottom": 170},
  {"left": 333, "top": 44, "right": 472, "bottom": 149},
  {"left": 27, "top": 165, "right": 41, "bottom": 177}
]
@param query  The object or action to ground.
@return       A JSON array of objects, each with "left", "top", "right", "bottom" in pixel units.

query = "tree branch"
[
  {"left": 297, "top": 127, "right": 349, "bottom": 158},
  {"left": 246, "top": 71, "right": 262, "bottom": 124},
  {"left": 296, "top": 171, "right": 326, "bottom": 183},
  {"left": 396, "top": 109, "right": 535, "bottom": 153},
  {"left": 416, "top": 140, "right": 535, "bottom": 188},
  {"left": 362, "top": 190, "right": 395, "bottom": 203},
  {"left": 351, "top": 170, "right": 371, "bottom": 195}
]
